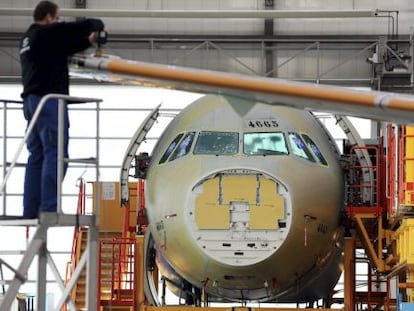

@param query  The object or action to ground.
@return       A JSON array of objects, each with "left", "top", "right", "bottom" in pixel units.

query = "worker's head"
[{"left": 33, "top": 1, "right": 60, "bottom": 24}]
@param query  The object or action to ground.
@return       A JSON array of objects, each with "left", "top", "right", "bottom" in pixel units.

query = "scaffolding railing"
[
  {"left": 0, "top": 94, "right": 102, "bottom": 311},
  {"left": 0, "top": 99, "right": 23, "bottom": 216},
  {"left": 346, "top": 145, "right": 383, "bottom": 217}
]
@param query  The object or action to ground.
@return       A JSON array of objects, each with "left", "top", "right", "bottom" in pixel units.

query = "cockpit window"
[
  {"left": 159, "top": 133, "right": 184, "bottom": 164},
  {"left": 288, "top": 132, "right": 315, "bottom": 162},
  {"left": 194, "top": 131, "right": 239, "bottom": 155},
  {"left": 301, "top": 134, "right": 328, "bottom": 165},
  {"left": 243, "top": 132, "right": 288, "bottom": 155},
  {"left": 170, "top": 132, "right": 196, "bottom": 161}
]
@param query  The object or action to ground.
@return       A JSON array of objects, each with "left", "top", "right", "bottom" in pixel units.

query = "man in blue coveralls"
[{"left": 19, "top": 0, "right": 105, "bottom": 218}]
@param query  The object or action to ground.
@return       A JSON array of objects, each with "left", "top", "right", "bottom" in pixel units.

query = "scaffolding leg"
[
  {"left": 54, "top": 246, "right": 89, "bottom": 311},
  {"left": 344, "top": 236, "right": 356, "bottom": 311},
  {"left": 0, "top": 226, "right": 47, "bottom": 311},
  {"left": 86, "top": 224, "right": 99, "bottom": 310},
  {"left": 38, "top": 241, "right": 48, "bottom": 310},
  {"left": 47, "top": 252, "right": 77, "bottom": 311},
  {"left": 0, "top": 214, "right": 98, "bottom": 311}
]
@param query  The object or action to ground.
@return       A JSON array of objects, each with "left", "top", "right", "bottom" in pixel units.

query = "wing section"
[{"left": 71, "top": 55, "right": 414, "bottom": 123}]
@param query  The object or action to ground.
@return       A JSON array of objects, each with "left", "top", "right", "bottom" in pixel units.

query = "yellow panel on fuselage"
[
  {"left": 195, "top": 177, "right": 229, "bottom": 229},
  {"left": 221, "top": 176, "right": 256, "bottom": 203},
  {"left": 250, "top": 178, "right": 284, "bottom": 230},
  {"left": 195, "top": 175, "right": 285, "bottom": 230}
]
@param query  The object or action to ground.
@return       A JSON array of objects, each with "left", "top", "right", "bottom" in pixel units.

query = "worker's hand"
[
  {"left": 89, "top": 31, "right": 98, "bottom": 44},
  {"left": 89, "top": 31, "right": 108, "bottom": 45}
]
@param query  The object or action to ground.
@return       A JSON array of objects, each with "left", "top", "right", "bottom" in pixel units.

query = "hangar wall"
[{"left": 0, "top": 0, "right": 413, "bottom": 89}]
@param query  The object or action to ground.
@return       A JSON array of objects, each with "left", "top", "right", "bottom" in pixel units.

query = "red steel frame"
[{"left": 347, "top": 145, "right": 383, "bottom": 217}]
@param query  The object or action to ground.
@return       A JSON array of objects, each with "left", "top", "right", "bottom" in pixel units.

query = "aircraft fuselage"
[{"left": 146, "top": 95, "right": 344, "bottom": 302}]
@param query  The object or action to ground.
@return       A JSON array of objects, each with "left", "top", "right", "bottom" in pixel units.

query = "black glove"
[{"left": 88, "top": 18, "right": 105, "bottom": 31}]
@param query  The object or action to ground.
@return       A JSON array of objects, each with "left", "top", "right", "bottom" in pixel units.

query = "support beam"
[
  {"left": 0, "top": 8, "right": 378, "bottom": 19},
  {"left": 264, "top": 0, "right": 275, "bottom": 77},
  {"left": 0, "top": 228, "right": 45, "bottom": 311},
  {"left": 344, "top": 236, "right": 355, "bottom": 311},
  {"left": 354, "top": 214, "right": 386, "bottom": 272},
  {"left": 398, "top": 283, "right": 414, "bottom": 289},
  {"left": 37, "top": 242, "right": 47, "bottom": 311},
  {"left": 86, "top": 225, "right": 99, "bottom": 310},
  {"left": 0, "top": 213, "right": 97, "bottom": 311}
]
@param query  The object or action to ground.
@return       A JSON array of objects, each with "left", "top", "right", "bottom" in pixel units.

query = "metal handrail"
[
  {"left": 0, "top": 93, "right": 101, "bottom": 215},
  {"left": 0, "top": 99, "right": 23, "bottom": 215}
]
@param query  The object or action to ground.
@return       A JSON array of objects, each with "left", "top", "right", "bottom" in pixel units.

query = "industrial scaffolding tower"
[{"left": 0, "top": 94, "right": 102, "bottom": 311}]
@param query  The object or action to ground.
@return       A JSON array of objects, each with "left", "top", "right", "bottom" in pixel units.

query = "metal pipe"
[
  {"left": 1, "top": 101, "right": 6, "bottom": 215},
  {"left": 94, "top": 100, "right": 100, "bottom": 226},
  {"left": 375, "top": 10, "right": 399, "bottom": 38},
  {"left": 46, "top": 252, "right": 77, "bottom": 311},
  {"left": 54, "top": 245, "right": 89, "bottom": 311},
  {"left": 0, "top": 8, "right": 377, "bottom": 18},
  {"left": 398, "top": 283, "right": 414, "bottom": 289},
  {"left": 57, "top": 98, "right": 65, "bottom": 214}
]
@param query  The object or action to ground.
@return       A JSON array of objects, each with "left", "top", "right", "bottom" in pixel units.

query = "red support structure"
[
  {"left": 387, "top": 124, "right": 398, "bottom": 217},
  {"left": 398, "top": 125, "right": 414, "bottom": 207},
  {"left": 71, "top": 179, "right": 86, "bottom": 264},
  {"left": 385, "top": 124, "right": 414, "bottom": 217},
  {"left": 347, "top": 145, "right": 383, "bottom": 217},
  {"left": 122, "top": 202, "right": 131, "bottom": 238},
  {"left": 354, "top": 261, "right": 388, "bottom": 311},
  {"left": 65, "top": 179, "right": 87, "bottom": 285},
  {"left": 399, "top": 126, "right": 406, "bottom": 206},
  {"left": 122, "top": 182, "right": 140, "bottom": 239},
  {"left": 63, "top": 179, "right": 88, "bottom": 310},
  {"left": 137, "top": 179, "right": 147, "bottom": 235},
  {"left": 98, "top": 237, "right": 137, "bottom": 310}
]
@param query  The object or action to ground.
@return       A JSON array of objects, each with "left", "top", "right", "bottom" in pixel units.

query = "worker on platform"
[{"left": 19, "top": 0, "right": 105, "bottom": 218}]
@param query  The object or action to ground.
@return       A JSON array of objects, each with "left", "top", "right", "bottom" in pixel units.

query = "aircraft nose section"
[{"left": 187, "top": 170, "right": 292, "bottom": 266}]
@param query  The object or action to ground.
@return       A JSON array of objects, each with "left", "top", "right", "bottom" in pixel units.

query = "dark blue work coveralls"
[{"left": 22, "top": 95, "right": 69, "bottom": 218}]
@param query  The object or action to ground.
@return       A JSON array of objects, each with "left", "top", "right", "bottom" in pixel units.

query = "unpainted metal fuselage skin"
[{"left": 145, "top": 95, "right": 344, "bottom": 302}]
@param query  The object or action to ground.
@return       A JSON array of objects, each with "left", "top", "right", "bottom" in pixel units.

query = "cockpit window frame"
[
  {"left": 243, "top": 132, "right": 289, "bottom": 156},
  {"left": 287, "top": 132, "right": 316, "bottom": 163},
  {"left": 169, "top": 131, "right": 196, "bottom": 161},
  {"left": 158, "top": 133, "right": 184, "bottom": 164},
  {"left": 301, "top": 133, "right": 328, "bottom": 166},
  {"left": 193, "top": 131, "right": 239, "bottom": 156}
]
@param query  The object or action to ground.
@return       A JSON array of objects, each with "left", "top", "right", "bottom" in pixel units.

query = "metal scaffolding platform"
[
  {"left": 0, "top": 94, "right": 102, "bottom": 311},
  {"left": 0, "top": 213, "right": 98, "bottom": 311}
]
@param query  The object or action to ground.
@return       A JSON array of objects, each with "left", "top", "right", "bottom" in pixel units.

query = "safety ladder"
[{"left": 0, "top": 94, "right": 102, "bottom": 311}]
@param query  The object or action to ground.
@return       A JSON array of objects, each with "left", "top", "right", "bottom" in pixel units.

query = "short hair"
[{"left": 33, "top": 1, "right": 59, "bottom": 22}]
